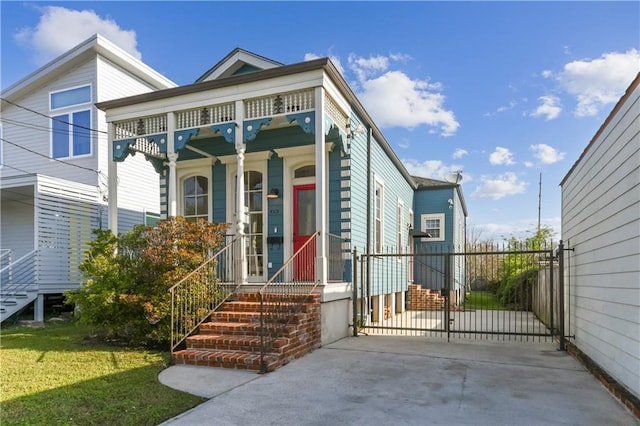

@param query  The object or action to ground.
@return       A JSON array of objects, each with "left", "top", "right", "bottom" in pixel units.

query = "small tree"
[
  {"left": 496, "top": 226, "right": 554, "bottom": 309},
  {"left": 66, "top": 217, "right": 228, "bottom": 346}
]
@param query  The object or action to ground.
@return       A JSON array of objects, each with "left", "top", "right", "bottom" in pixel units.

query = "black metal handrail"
[{"left": 258, "top": 231, "right": 320, "bottom": 373}]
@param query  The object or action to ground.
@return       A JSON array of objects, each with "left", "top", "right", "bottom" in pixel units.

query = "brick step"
[
  {"left": 221, "top": 300, "right": 317, "bottom": 314},
  {"left": 210, "top": 310, "right": 312, "bottom": 325},
  {"left": 173, "top": 292, "right": 321, "bottom": 373},
  {"left": 235, "top": 293, "right": 320, "bottom": 304},
  {"left": 199, "top": 321, "right": 299, "bottom": 336},
  {"left": 186, "top": 334, "right": 290, "bottom": 352},
  {"left": 172, "top": 349, "right": 279, "bottom": 371}
]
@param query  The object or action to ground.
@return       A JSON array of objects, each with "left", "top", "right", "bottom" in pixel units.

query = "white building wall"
[
  {"left": 96, "top": 56, "right": 162, "bottom": 228},
  {"left": 1, "top": 59, "right": 99, "bottom": 185},
  {"left": 561, "top": 77, "right": 640, "bottom": 399}
]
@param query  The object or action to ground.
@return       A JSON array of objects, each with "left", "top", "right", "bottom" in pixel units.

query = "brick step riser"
[
  {"left": 221, "top": 302, "right": 319, "bottom": 314},
  {"left": 187, "top": 334, "right": 315, "bottom": 353},
  {"left": 234, "top": 294, "right": 321, "bottom": 304},
  {"left": 210, "top": 312, "right": 317, "bottom": 325}
]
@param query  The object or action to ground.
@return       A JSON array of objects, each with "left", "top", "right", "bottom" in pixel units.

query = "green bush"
[{"left": 66, "top": 217, "right": 228, "bottom": 346}]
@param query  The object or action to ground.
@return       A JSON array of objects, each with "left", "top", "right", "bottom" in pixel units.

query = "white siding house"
[
  {"left": 0, "top": 34, "right": 177, "bottom": 322},
  {"left": 560, "top": 73, "right": 640, "bottom": 400}
]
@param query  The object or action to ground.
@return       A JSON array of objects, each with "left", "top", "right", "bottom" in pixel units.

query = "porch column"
[
  {"left": 314, "top": 87, "right": 327, "bottom": 284},
  {"left": 107, "top": 122, "right": 118, "bottom": 234},
  {"left": 167, "top": 112, "right": 178, "bottom": 217},
  {"left": 235, "top": 100, "right": 247, "bottom": 284}
]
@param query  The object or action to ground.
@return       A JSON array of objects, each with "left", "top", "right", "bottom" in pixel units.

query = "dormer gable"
[{"left": 195, "top": 48, "right": 283, "bottom": 82}]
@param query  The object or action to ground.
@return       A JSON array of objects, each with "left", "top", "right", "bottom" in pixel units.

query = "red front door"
[{"left": 293, "top": 184, "right": 316, "bottom": 281}]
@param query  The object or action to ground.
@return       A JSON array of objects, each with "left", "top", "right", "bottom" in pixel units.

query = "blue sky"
[{"left": 2, "top": 1, "right": 639, "bottom": 241}]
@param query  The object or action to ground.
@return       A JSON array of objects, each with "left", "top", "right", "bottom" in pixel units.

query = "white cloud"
[
  {"left": 472, "top": 172, "right": 527, "bottom": 200},
  {"left": 530, "top": 143, "right": 565, "bottom": 165},
  {"left": 14, "top": 6, "right": 140, "bottom": 65},
  {"left": 452, "top": 148, "right": 468, "bottom": 159},
  {"left": 489, "top": 146, "right": 516, "bottom": 165},
  {"left": 545, "top": 49, "right": 640, "bottom": 117},
  {"left": 402, "top": 159, "right": 469, "bottom": 183},
  {"left": 524, "top": 161, "right": 534, "bottom": 168},
  {"left": 531, "top": 95, "right": 562, "bottom": 120},
  {"left": 357, "top": 70, "right": 459, "bottom": 136},
  {"left": 398, "top": 138, "right": 410, "bottom": 149}
]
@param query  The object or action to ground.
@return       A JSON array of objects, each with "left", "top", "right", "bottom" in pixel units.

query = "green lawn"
[
  {"left": 464, "top": 291, "right": 505, "bottom": 310},
  {"left": 0, "top": 321, "right": 205, "bottom": 426}
]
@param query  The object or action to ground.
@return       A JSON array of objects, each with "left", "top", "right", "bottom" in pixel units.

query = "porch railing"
[
  {"left": 0, "top": 249, "right": 12, "bottom": 274},
  {"left": 0, "top": 250, "right": 39, "bottom": 293},
  {"left": 169, "top": 236, "right": 241, "bottom": 352},
  {"left": 258, "top": 231, "right": 320, "bottom": 373}
]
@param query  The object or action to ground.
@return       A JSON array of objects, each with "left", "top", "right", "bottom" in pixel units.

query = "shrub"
[{"left": 66, "top": 217, "right": 228, "bottom": 346}]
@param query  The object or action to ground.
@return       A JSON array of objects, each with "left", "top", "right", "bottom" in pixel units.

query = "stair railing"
[
  {"left": 258, "top": 231, "right": 320, "bottom": 373},
  {"left": 0, "top": 250, "right": 39, "bottom": 294},
  {"left": 169, "top": 236, "right": 241, "bottom": 352}
]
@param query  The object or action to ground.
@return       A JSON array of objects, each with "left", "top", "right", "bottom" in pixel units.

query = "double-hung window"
[
  {"left": 420, "top": 213, "right": 445, "bottom": 242},
  {"left": 50, "top": 85, "right": 92, "bottom": 158}
]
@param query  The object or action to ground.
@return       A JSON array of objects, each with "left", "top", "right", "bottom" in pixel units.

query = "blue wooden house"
[{"left": 97, "top": 49, "right": 467, "bottom": 368}]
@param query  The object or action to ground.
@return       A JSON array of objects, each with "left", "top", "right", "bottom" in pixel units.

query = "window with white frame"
[
  {"left": 421, "top": 213, "right": 445, "bottom": 241},
  {"left": 50, "top": 85, "right": 92, "bottom": 159},
  {"left": 374, "top": 179, "right": 384, "bottom": 253},
  {"left": 183, "top": 176, "right": 209, "bottom": 222}
]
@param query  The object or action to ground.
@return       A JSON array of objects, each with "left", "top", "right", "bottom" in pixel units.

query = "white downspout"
[{"left": 314, "top": 87, "right": 327, "bottom": 285}]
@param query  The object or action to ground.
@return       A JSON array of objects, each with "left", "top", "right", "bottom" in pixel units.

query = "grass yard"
[
  {"left": 464, "top": 291, "right": 505, "bottom": 310},
  {"left": 0, "top": 321, "right": 205, "bottom": 426}
]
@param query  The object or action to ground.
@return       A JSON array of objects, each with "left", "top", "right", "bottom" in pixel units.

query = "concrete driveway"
[{"left": 159, "top": 336, "right": 638, "bottom": 425}]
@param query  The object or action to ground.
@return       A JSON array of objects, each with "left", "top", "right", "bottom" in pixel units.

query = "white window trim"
[
  {"left": 50, "top": 109, "right": 93, "bottom": 160},
  {"left": 49, "top": 84, "right": 92, "bottom": 111},
  {"left": 374, "top": 176, "right": 384, "bottom": 253},
  {"left": 177, "top": 165, "right": 213, "bottom": 222},
  {"left": 420, "top": 213, "right": 445, "bottom": 242}
]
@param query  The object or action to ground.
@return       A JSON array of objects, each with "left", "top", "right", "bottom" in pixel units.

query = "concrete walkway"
[{"left": 159, "top": 336, "right": 638, "bottom": 425}]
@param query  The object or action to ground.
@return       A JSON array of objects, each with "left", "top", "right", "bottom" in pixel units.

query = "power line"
[
  {"left": 2, "top": 163, "right": 37, "bottom": 176},
  {"left": 0, "top": 117, "right": 108, "bottom": 140},
  {"left": 1, "top": 137, "right": 101, "bottom": 176},
  {"left": 0, "top": 97, "right": 108, "bottom": 135}
]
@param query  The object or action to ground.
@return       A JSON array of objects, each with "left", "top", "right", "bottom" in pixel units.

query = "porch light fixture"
[{"left": 267, "top": 188, "right": 279, "bottom": 199}]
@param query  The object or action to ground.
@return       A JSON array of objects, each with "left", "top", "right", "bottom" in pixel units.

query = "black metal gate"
[{"left": 352, "top": 242, "right": 566, "bottom": 346}]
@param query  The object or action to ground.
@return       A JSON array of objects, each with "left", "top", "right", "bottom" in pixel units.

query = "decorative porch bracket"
[
  {"left": 112, "top": 133, "right": 167, "bottom": 161},
  {"left": 145, "top": 156, "right": 167, "bottom": 174},
  {"left": 243, "top": 118, "right": 272, "bottom": 142},
  {"left": 174, "top": 128, "right": 200, "bottom": 152},
  {"left": 286, "top": 111, "right": 315, "bottom": 134},
  {"left": 211, "top": 123, "right": 236, "bottom": 143},
  {"left": 325, "top": 117, "right": 347, "bottom": 154},
  {"left": 112, "top": 139, "right": 136, "bottom": 162}
]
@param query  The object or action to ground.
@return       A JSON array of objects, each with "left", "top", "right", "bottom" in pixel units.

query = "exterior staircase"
[
  {"left": 172, "top": 292, "right": 321, "bottom": 372},
  {"left": 0, "top": 288, "right": 38, "bottom": 322},
  {"left": 407, "top": 284, "right": 447, "bottom": 310}
]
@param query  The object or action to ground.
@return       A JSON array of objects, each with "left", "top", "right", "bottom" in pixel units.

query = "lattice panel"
[{"left": 325, "top": 93, "right": 348, "bottom": 134}]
